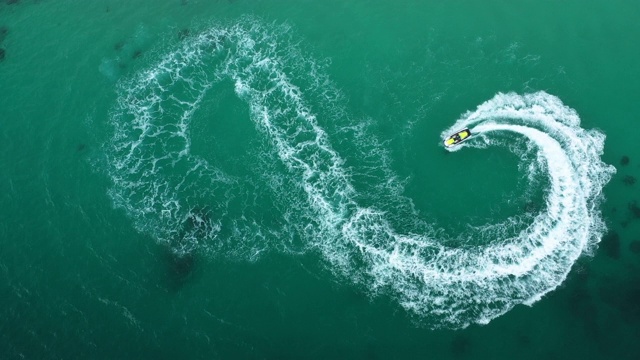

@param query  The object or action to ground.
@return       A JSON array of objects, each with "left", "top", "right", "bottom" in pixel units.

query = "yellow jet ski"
[{"left": 443, "top": 128, "right": 472, "bottom": 148}]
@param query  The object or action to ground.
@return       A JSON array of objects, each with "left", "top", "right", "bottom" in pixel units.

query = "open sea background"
[{"left": 1, "top": 0, "right": 639, "bottom": 359}]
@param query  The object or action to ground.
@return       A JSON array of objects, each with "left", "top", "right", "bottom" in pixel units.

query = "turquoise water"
[{"left": 1, "top": 0, "right": 639, "bottom": 358}]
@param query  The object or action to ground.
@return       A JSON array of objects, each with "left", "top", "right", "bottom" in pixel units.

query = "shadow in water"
[
  {"left": 564, "top": 264, "right": 601, "bottom": 341},
  {"left": 600, "top": 230, "right": 620, "bottom": 259},
  {"left": 598, "top": 275, "right": 640, "bottom": 324},
  {"left": 628, "top": 201, "right": 640, "bottom": 218},
  {"left": 163, "top": 248, "right": 197, "bottom": 292},
  {"left": 450, "top": 335, "right": 471, "bottom": 358},
  {"left": 629, "top": 241, "right": 640, "bottom": 255},
  {"left": 623, "top": 175, "right": 636, "bottom": 186},
  {"left": 0, "top": 25, "right": 8, "bottom": 42},
  {"left": 161, "top": 206, "right": 213, "bottom": 291},
  {"left": 177, "top": 28, "right": 191, "bottom": 41},
  {"left": 523, "top": 201, "right": 540, "bottom": 214},
  {"left": 620, "top": 155, "right": 630, "bottom": 166}
]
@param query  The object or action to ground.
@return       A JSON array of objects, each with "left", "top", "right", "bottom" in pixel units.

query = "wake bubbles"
[{"left": 105, "top": 19, "right": 615, "bottom": 328}]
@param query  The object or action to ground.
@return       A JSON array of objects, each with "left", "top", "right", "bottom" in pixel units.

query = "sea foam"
[{"left": 105, "top": 19, "right": 615, "bottom": 328}]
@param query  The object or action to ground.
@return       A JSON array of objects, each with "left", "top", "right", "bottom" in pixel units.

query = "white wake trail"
[{"left": 104, "top": 19, "right": 615, "bottom": 328}]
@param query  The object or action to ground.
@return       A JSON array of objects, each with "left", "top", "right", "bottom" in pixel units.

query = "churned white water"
[{"left": 105, "top": 19, "right": 615, "bottom": 328}]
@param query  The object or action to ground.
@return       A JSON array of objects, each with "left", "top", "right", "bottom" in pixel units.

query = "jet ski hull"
[{"left": 444, "top": 128, "right": 472, "bottom": 148}]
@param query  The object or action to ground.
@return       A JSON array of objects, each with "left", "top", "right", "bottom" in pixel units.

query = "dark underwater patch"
[
  {"left": 600, "top": 230, "right": 620, "bottom": 259},
  {"left": 114, "top": 41, "right": 125, "bottom": 51},
  {"left": 570, "top": 261, "right": 591, "bottom": 283},
  {"left": 565, "top": 277, "right": 600, "bottom": 340},
  {"left": 0, "top": 26, "right": 8, "bottom": 42},
  {"left": 629, "top": 241, "right": 640, "bottom": 255},
  {"left": 0, "top": 48, "right": 5, "bottom": 62},
  {"left": 620, "top": 155, "right": 629, "bottom": 166},
  {"left": 184, "top": 207, "right": 213, "bottom": 239},
  {"left": 623, "top": 175, "right": 636, "bottom": 186},
  {"left": 164, "top": 250, "right": 197, "bottom": 291},
  {"left": 598, "top": 276, "right": 640, "bottom": 324},
  {"left": 523, "top": 201, "right": 539, "bottom": 213},
  {"left": 362, "top": 342, "right": 380, "bottom": 360},
  {"left": 162, "top": 207, "right": 214, "bottom": 291},
  {"left": 76, "top": 143, "right": 86, "bottom": 152},
  {"left": 567, "top": 284, "right": 592, "bottom": 316},
  {"left": 177, "top": 28, "right": 191, "bottom": 41},
  {"left": 450, "top": 335, "right": 471, "bottom": 358},
  {"left": 629, "top": 201, "right": 640, "bottom": 218},
  {"left": 515, "top": 331, "right": 531, "bottom": 348}
]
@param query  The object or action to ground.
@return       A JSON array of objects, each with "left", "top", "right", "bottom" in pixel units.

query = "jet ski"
[{"left": 443, "top": 128, "right": 472, "bottom": 148}]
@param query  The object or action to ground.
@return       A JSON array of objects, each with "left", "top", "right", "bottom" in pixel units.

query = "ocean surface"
[{"left": 1, "top": 0, "right": 639, "bottom": 359}]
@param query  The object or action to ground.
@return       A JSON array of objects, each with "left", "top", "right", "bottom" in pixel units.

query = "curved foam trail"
[{"left": 105, "top": 18, "right": 615, "bottom": 328}]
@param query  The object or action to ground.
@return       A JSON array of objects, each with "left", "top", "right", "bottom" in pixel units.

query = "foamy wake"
[{"left": 105, "top": 18, "right": 615, "bottom": 328}]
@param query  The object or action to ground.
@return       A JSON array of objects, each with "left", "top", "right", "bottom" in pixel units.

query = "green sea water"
[{"left": 1, "top": 0, "right": 639, "bottom": 359}]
